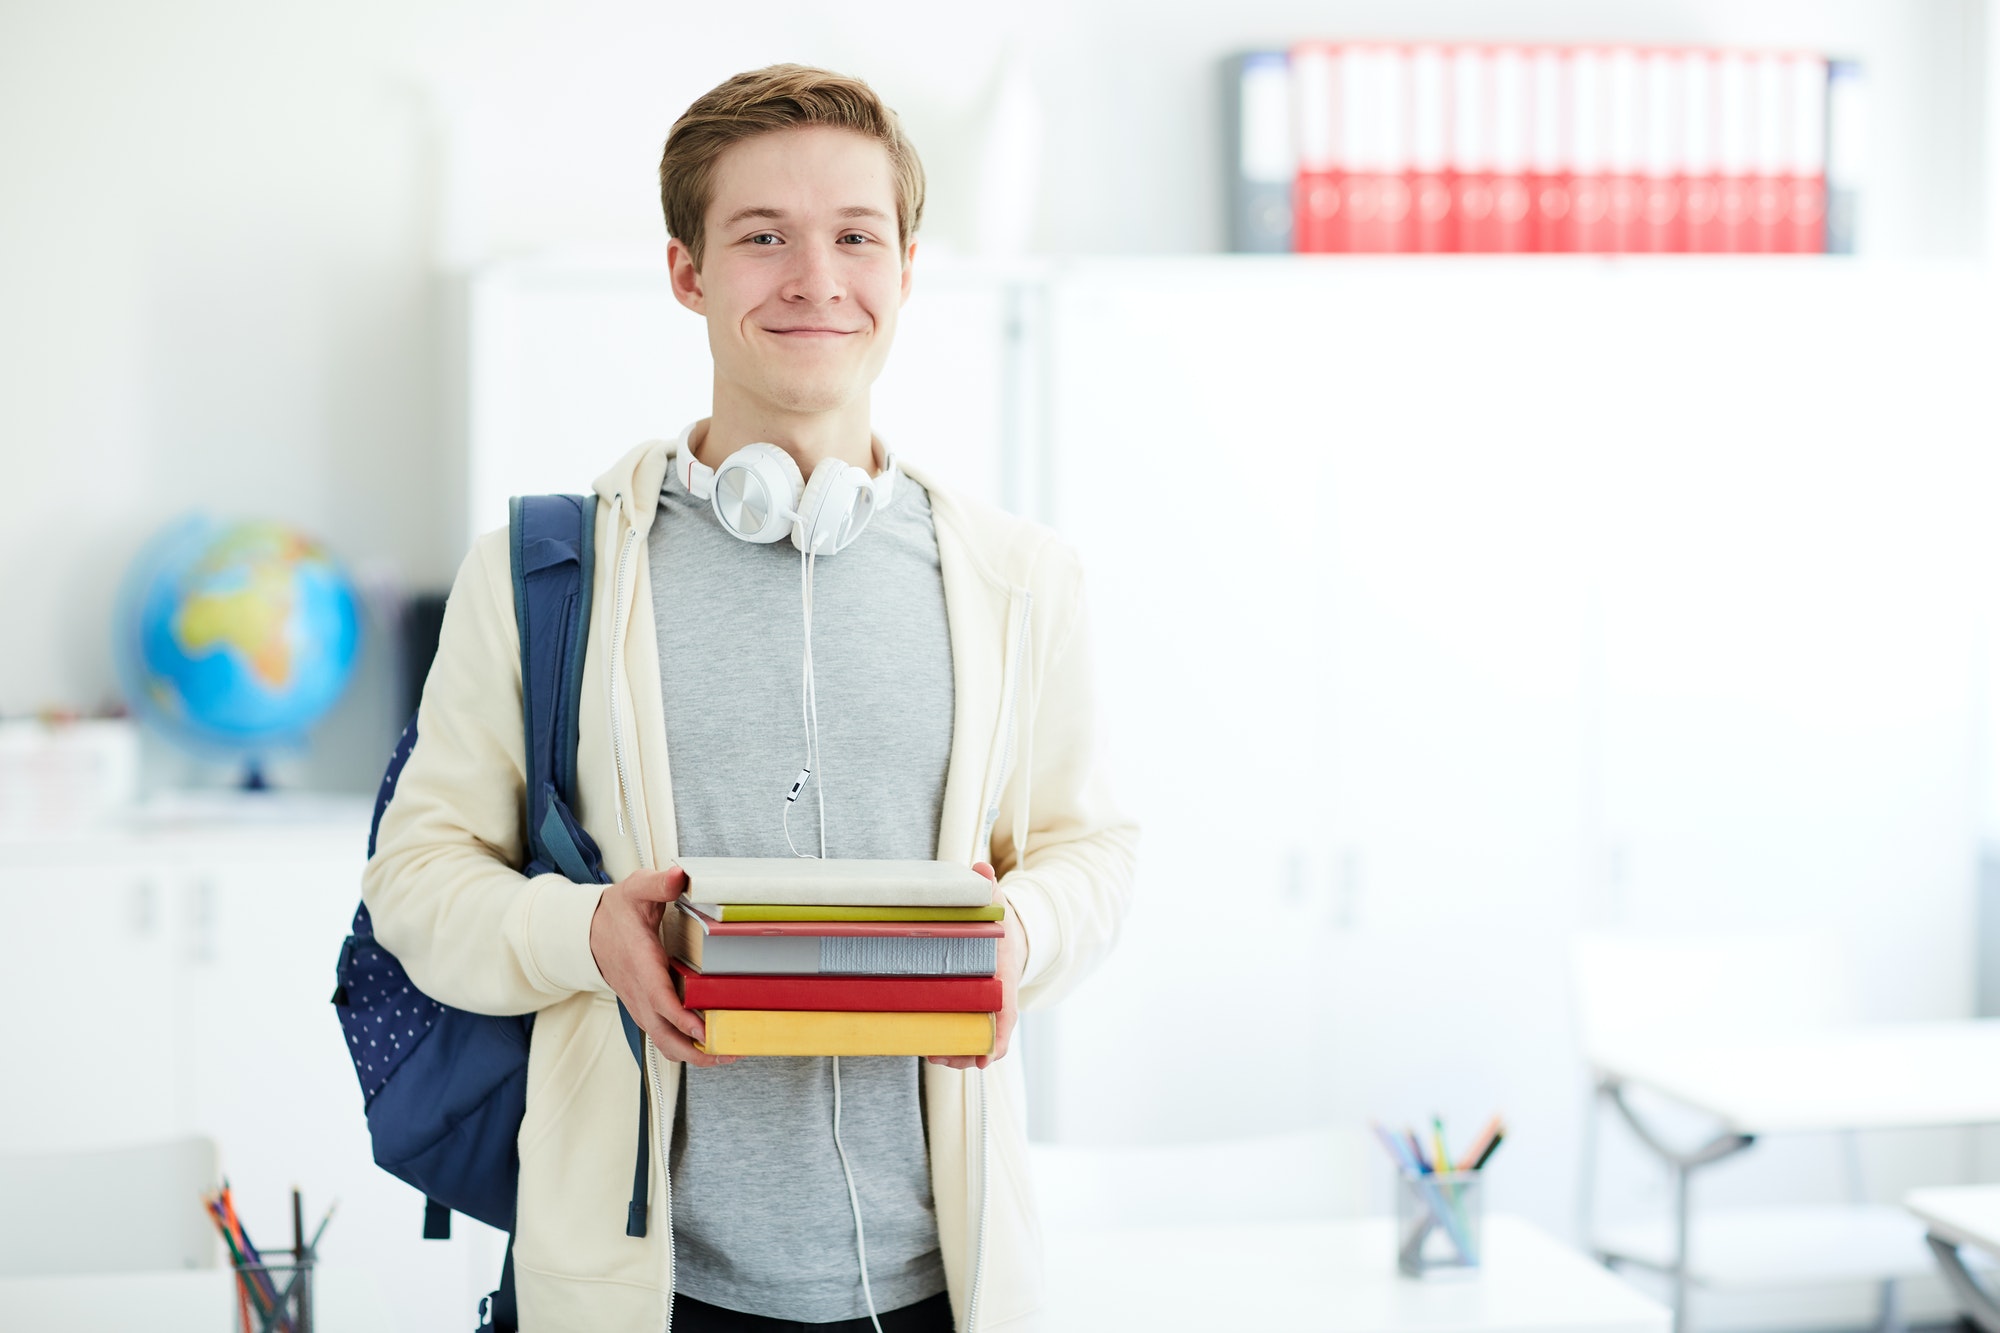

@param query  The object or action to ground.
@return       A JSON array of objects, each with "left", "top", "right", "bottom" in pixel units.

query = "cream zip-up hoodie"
[{"left": 363, "top": 438, "right": 1138, "bottom": 1332}]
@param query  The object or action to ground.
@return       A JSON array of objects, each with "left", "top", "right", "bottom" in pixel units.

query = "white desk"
[
  {"left": 1044, "top": 1215, "right": 1667, "bottom": 1333},
  {"left": 0, "top": 1265, "right": 388, "bottom": 1333},
  {"left": 1587, "top": 1020, "right": 2000, "bottom": 1333},
  {"left": 1905, "top": 1186, "right": 2000, "bottom": 1332}
]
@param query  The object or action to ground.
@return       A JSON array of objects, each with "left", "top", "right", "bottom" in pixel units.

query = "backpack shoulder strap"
[
  {"left": 508, "top": 494, "right": 598, "bottom": 877},
  {"left": 509, "top": 492, "right": 651, "bottom": 1240}
]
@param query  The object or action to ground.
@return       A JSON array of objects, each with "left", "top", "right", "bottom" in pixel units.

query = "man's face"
[{"left": 675, "top": 125, "right": 913, "bottom": 418}]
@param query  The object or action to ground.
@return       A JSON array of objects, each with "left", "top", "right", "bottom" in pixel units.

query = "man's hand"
[
  {"left": 590, "top": 865, "right": 738, "bottom": 1069},
  {"left": 929, "top": 862, "right": 1019, "bottom": 1071}
]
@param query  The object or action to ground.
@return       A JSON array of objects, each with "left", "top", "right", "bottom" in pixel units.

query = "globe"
[{"left": 117, "top": 516, "right": 362, "bottom": 778}]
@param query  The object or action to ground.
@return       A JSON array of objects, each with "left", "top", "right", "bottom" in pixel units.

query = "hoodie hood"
[{"left": 592, "top": 434, "right": 679, "bottom": 543}]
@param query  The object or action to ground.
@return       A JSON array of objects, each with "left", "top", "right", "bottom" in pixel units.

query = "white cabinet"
[
  {"left": 0, "top": 860, "right": 181, "bottom": 1148},
  {"left": 0, "top": 800, "right": 503, "bottom": 1333},
  {"left": 1031, "top": 258, "right": 2000, "bottom": 1240}
]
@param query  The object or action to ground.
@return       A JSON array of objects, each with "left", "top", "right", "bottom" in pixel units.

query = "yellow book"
[{"left": 695, "top": 1010, "right": 996, "bottom": 1057}]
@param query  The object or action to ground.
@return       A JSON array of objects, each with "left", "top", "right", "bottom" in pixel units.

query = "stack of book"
[
  {"left": 667, "top": 858, "right": 1004, "bottom": 1057},
  {"left": 1224, "top": 44, "right": 1862, "bottom": 255}
]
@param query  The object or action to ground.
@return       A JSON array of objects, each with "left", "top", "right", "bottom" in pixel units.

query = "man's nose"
[{"left": 782, "top": 239, "right": 842, "bottom": 305}]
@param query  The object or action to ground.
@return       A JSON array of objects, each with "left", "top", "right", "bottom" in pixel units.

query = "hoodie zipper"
[
  {"left": 608, "top": 500, "right": 645, "bottom": 867},
  {"left": 966, "top": 1068, "right": 994, "bottom": 1333},
  {"left": 966, "top": 591, "right": 1029, "bottom": 1332},
  {"left": 649, "top": 1039, "right": 676, "bottom": 1333},
  {"left": 602, "top": 493, "right": 675, "bottom": 1332}
]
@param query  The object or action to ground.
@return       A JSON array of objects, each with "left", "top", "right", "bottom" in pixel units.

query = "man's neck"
[{"left": 695, "top": 385, "right": 878, "bottom": 478}]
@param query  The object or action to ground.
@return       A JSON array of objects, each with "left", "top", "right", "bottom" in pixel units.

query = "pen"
[
  {"left": 293, "top": 1188, "right": 309, "bottom": 1333},
  {"left": 306, "top": 1201, "right": 337, "bottom": 1255},
  {"left": 1456, "top": 1113, "right": 1505, "bottom": 1172}
]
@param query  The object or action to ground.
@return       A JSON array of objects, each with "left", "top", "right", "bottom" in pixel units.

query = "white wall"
[{"left": 0, "top": 0, "right": 1989, "bottom": 788}]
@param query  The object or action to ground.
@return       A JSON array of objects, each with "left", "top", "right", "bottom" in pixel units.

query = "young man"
[{"left": 363, "top": 65, "right": 1136, "bottom": 1332}]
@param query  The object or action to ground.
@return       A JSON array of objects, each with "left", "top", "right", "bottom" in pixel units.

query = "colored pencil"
[{"left": 1456, "top": 1113, "right": 1505, "bottom": 1172}]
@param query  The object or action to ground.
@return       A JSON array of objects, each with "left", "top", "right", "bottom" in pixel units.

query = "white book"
[{"left": 673, "top": 856, "right": 996, "bottom": 907}]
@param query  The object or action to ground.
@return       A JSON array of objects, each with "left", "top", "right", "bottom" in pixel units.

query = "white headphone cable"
[
  {"left": 831, "top": 1055, "right": 885, "bottom": 1333},
  {"left": 784, "top": 541, "right": 829, "bottom": 858}
]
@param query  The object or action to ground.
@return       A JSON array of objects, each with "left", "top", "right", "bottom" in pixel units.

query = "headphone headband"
[
  {"left": 671, "top": 423, "right": 898, "bottom": 507},
  {"left": 669, "top": 421, "right": 900, "bottom": 554}
]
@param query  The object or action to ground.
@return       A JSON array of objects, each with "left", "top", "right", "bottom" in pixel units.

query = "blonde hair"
[{"left": 659, "top": 64, "right": 926, "bottom": 269}]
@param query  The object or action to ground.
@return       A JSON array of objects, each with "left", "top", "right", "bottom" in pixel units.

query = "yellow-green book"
[
  {"left": 686, "top": 901, "right": 1004, "bottom": 923},
  {"left": 696, "top": 1010, "right": 995, "bottom": 1057}
]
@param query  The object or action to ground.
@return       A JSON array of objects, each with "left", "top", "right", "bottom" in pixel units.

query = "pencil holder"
[
  {"left": 1395, "top": 1168, "right": 1484, "bottom": 1277},
  {"left": 232, "top": 1253, "right": 315, "bottom": 1333}
]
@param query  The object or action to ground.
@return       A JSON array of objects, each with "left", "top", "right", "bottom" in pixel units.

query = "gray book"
[
  {"left": 1223, "top": 52, "right": 1294, "bottom": 253},
  {"left": 671, "top": 906, "right": 1000, "bottom": 976}
]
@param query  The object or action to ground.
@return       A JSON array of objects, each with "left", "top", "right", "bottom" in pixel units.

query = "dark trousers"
[{"left": 672, "top": 1291, "right": 953, "bottom": 1333}]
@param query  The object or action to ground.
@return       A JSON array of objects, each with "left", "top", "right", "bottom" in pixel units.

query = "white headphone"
[{"left": 673, "top": 423, "right": 899, "bottom": 555}]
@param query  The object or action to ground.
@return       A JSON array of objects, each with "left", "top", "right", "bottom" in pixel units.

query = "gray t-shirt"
[{"left": 649, "top": 454, "right": 955, "bottom": 1321}]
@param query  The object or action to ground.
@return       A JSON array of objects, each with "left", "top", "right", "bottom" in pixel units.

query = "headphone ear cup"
[
  {"left": 711, "top": 443, "right": 805, "bottom": 543},
  {"left": 793, "top": 460, "right": 877, "bottom": 555}
]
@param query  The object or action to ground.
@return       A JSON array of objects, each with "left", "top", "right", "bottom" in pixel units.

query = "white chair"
[
  {"left": 1572, "top": 932, "right": 1935, "bottom": 1333},
  {"left": 1028, "top": 1124, "right": 1370, "bottom": 1232},
  {"left": 0, "top": 1136, "right": 235, "bottom": 1332}
]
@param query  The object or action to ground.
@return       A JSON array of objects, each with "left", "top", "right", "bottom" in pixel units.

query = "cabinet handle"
[{"left": 186, "top": 878, "right": 218, "bottom": 964}]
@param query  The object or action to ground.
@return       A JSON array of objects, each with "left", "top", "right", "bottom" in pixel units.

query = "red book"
[
  {"left": 1291, "top": 42, "right": 1344, "bottom": 252},
  {"left": 1340, "top": 44, "right": 1409, "bottom": 252},
  {"left": 671, "top": 959, "right": 1002, "bottom": 1013},
  {"left": 1450, "top": 46, "right": 1496, "bottom": 252},
  {"left": 1716, "top": 50, "right": 1754, "bottom": 252},
  {"left": 1639, "top": 49, "right": 1685, "bottom": 252},
  {"left": 1681, "top": 50, "right": 1723, "bottom": 252},
  {"left": 1528, "top": 47, "right": 1570, "bottom": 252},
  {"left": 1786, "top": 53, "right": 1829, "bottom": 254},
  {"left": 1408, "top": 45, "right": 1454, "bottom": 253},
  {"left": 1604, "top": 47, "right": 1644, "bottom": 253},
  {"left": 1566, "top": 48, "right": 1612, "bottom": 252},
  {"left": 1750, "top": 52, "right": 1791, "bottom": 252},
  {"left": 1490, "top": 47, "right": 1533, "bottom": 252}
]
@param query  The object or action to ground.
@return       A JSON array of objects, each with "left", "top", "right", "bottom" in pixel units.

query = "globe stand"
[{"left": 241, "top": 758, "right": 270, "bottom": 792}]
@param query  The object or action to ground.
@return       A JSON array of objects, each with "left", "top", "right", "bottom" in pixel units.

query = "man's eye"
[
  {"left": 838, "top": 232, "right": 870, "bottom": 245},
  {"left": 748, "top": 233, "right": 781, "bottom": 245}
]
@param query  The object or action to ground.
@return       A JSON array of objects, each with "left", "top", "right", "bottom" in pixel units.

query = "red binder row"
[{"left": 1287, "top": 44, "right": 1832, "bottom": 254}]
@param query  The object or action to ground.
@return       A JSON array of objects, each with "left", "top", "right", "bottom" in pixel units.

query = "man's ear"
[
  {"left": 668, "top": 237, "right": 706, "bottom": 314},
  {"left": 899, "top": 239, "right": 917, "bottom": 306}
]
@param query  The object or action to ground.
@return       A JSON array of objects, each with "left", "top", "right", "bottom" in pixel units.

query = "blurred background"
[{"left": 5, "top": 1, "right": 2000, "bottom": 1330}]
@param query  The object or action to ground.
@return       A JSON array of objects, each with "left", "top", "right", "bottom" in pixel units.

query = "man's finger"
[
  {"left": 652, "top": 985, "right": 707, "bottom": 1045},
  {"left": 635, "top": 978, "right": 701, "bottom": 1044},
  {"left": 625, "top": 866, "right": 690, "bottom": 902},
  {"left": 645, "top": 1012, "right": 733, "bottom": 1068},
  {"left": 972, "top": 861, "right": 996, "bottom": 883}
]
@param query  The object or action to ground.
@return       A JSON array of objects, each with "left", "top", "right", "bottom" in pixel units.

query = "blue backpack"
[{"left": 333, "top": 494, "right": 654, "bottom": 1331}]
